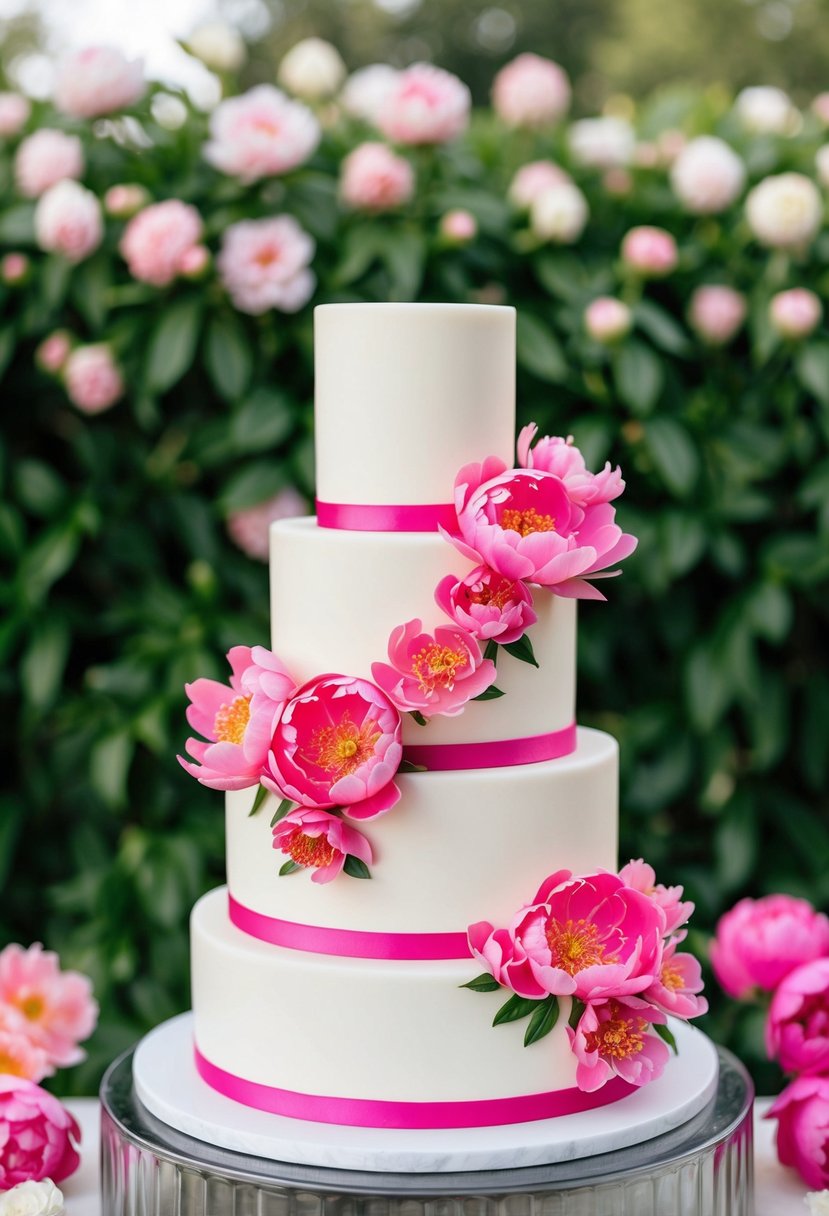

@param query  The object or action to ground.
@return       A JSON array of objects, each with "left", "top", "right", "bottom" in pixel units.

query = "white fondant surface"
[
  {"left": 314, "top": 304, "right": 516, "bottom": 506},
  {"left": 135, "top": 1013, "right": 719, "bottom": 1173},
  {"left": 226, "top": 728, "right": 618, "bottom": 933},
  {"left": 270, "top": 518, "right": 577, "bottom": 746}
]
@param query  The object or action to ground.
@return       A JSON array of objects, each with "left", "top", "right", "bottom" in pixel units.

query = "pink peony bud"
[
  {"left": 226, "top": 488, "right": 308, "bottom": 561},
  {"left": 767, "top": 1074, "right": 829, "bottom": 1190},
  {"left": 769, "top": 287, "right": 822, "bottom": 340},
  {"left": 64, "top": 345, "right": 124, "bottom": 415},
  {"left": 688, "top": 285, "right": 746, "bottom": 346},
  {"left": 36, "top": 330, "right": 74, "bottom": 375},
  {"left": 339, "top": 142, "right": 414, "bottom": 213},
  {"left": 217, "top": 215, "right": 315, "bottom": 316},
  {"left": 0, "top": 1076, "right": 81, "bottom": 1188},
  {"left": 204, "top": 85, "right": 320, "bottom": 182},
  {"left": 377, "top": 63, "right": 470, "bottom": 146},
  {"left": 120, "top": 199, "right": 203, "bottom": 287},
  {"left": 104, "top": 182, "right": 150, "bottom": 218},
  {"left": 711, "top": 894, "right": 829, "bottom": 1000},
  {"left": 766, "top": 958, "right": 829, "bottom": 1075},
  {"left": 178, "top": 244, "right": 211, "bottom": 279},
  {"left": 439, "top": 208, "right": 477, "bottom": 243},
  {"left": 0, "top": 91, "right": 30, "bottom": 137},
  {"left": 491, "top": 53, "right": 570, "bottom": 130},
  {"left": 435, "top": 565, "right": 536, "bottom": 645},
  {"left": 372, "top": 620, "right": 496, "bottom": 718},
  {"left": 54, "top": 45, "right": 145, "bottom": 118},
  {"left": 278, "top": 38, "right": 346, "bottom": 101},
  {"left": 1, "top": 252, "right": 29, "bottom": 284},
  {"left": 272, "top": 807, "right": 373, "bottom": 884},
  {"left": 568, "top": 997, "right": 670, "bottom": 1092},
  {"left": 584, "top": 296, "right": 632, "bottom": 344},
  {"left": 508, "top": 160, "right": 570, "bottom": 210},
  {"left": 621, "top": 226, "right": 678, "bottom": 277},
  {"left": 14, "top": 129, "right": 83, "bottom": 199},
  {"left": 34, "top": 181, "right": 103, "bottom": 263}
]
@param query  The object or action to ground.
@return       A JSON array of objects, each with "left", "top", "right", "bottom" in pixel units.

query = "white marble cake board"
[{"left": 133, "top": 1012, "right": 719, "bottom": 1174}]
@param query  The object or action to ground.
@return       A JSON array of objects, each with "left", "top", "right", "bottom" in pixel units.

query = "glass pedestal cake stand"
[{"left": 100, "top": 1035, "right": 754, "bottom": 1216}]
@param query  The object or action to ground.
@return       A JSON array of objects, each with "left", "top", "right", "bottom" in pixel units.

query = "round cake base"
[{"left": 133, "top": 1012, "right": 718, "bottom": 1173}]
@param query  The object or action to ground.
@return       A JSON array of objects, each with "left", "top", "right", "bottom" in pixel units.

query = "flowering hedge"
[{"left": 1, "top": 34, "right": 828, "bottom": 1092}]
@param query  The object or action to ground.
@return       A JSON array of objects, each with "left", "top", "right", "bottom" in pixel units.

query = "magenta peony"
[
  {"left": 766, "top": 958, "right": 829, "bottom": 1075},
  {"left": 64, "top": 345, "right": 124, "bottom": 415},
  {"left": 584, "top": 296, "right": 632, "bottom": 344},
  {"left": 14, "top": 130, "right": 83, "bottom": 199},
  {"left": 568, "top": 996, "right": 670, "bottom": 1092},
  {"left": 372, "top": 620, "right": 496, "bottom": 718},
  {"left": 769, "top": 288, "right": 822, "bottom": 340},
  {"left": 378, "top": 63, "right": 470, "bottom": 146},
  {"left": 54, "top": 45, "right": 145, "bottom": 118},
  {"left": 621, "top": 226, "right": 678, "bottom": 277},
  {"left": 272, "top": 807, "right": 372, "bottom": 884},
  {"left": 642, "top": 936, "right": 708, "bottom": 1020},
  {"left": 688, "top": 285, "right": 747, "bottom": 346},
  {"left": 339, "top": 142, "right": 414, "bottom": 213},
  {"left": 618, "top": 858, "right": 694, "bottom": 937},
  {"left": 0, "top": 1076, "right": 80, "bottom": 1188},
  {"left": 226, "top": 487, "right": 308, "bottom": 561},
  {"left": 508, "top": 160, "right": 570, "bottom": 210},
  {"left": 435, "top": 566, "right": 536, "bottom": 645},
  {"left": 264, "top": 674, "right": 402, "bottom": 820},
  {"left": 767, "top": 1074, "right": 829, "bottom": 1189},
  {"left": 491, "top": 53, "right": 570, "bottom": 130},
  {"left": 0, "top": 92, "right": 30, "bottom": 138},
  {"left": 34, "top": 180, "right": 102, "bottom": 263},
  {"left": 217, "top": 216, "right": 315, "bottom": 315},
  {"left": 0, "top": 943, "right": 97, "bottom": 1071},
  {"left": 204, "top": 85, "right": 320, "bottom": 181},
  {"left": 517, "top": 425, "right": 625, "bottom": 507},
  {"left": 711, "top": 894, "right": 829, "bottom": 1000},
  {"left": 120, "top": 200, "right": 203, "bottom": 288}
]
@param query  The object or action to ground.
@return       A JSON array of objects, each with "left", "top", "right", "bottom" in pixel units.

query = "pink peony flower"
[
  {"left": 340, "top": 65, "right": 400, "bottom": 125},
  {"left": 568, "top": 997, "right": 670, "bottom": 1092},
  {"left": 378, "top": 63, "right": 470, "bottom": 146},
  {"left": 435, "top": 566, "right": 536, "bottom": 645},
  {"left": 642, "top": 936, "right": 708, "bottom": 1020},
  {"left": 508, "top": 160, "right": 570, "bottom": 210},
  {"left": 444, "top": 453, "right": 636, "bottom": 600},
  {"left": 621, "top": 226, "right": 678, "bottom": 277},
  {"left": 0, "top": 92, "right": 30, "bottom": 137},
  {"left": 103, "top": 183, "right": 150, "bottom": 218},
  {"left": 178, "top": 645, "right": 296, "bottom": 791},
  {"left": 440, "top": 209, "right": 477, "bottom": 243},
  {"left": 226, "top": 487, "right": 308, "bottom": 561},
  {"left": 54, "top": 45, "right": 145, "bottom": 118},
  {"left": 204, "top": 85, "right": 320, "bottom": 181},
  {"left": 263, "top": 674, "right": 402, "bottom": 820},
  {"left": 272, "top": 807, "right": 372, "bottom": 884},
  {"left": 120, "top": 200, "right": 203, "bottom": 288},
  {"left": 491, "top": 53, "right": 570, "bottom": 130},
  {"left": 339, "top": 142, "right": 414, "bottom": 212},
  {"left": 217, "top": 216, "right": 315, "bottom": 315},
  {"left": 64, "top": 345, "right": 124, "bottom": 415},
  {"left": 372, "top": 620, "right": 496, "bottom": 718},
  {"left": 711, "top": 894, "right": 829, "bottom": 1000},
  {"left": 767, "top": 1074, "right": 829, "bottom": 1190},
  {"left": 178, "top": 244, "right": 211, "bottom": 279},
  {"left": 0, "top": 1076, "right": 81, "bottom": 1188},
  {"left": 769, "top": 288, "right": 822, "bottom": 340},
  {"left": 688, "top": 285, "right": 746, "bottom": 346},
  {"left": 35, "top": 331, "right": 73, "bottom": 375},
  {"left": 0, "top": 944, "right": 97, "bottom": 1070},
  {"left": 0, "top": 1021, "right": 50, "bottom": 1083},
  {"left": 15, "top": 130, "right": 83, "bottom": 199},
  {"left": 34, "top": 180, "right": 102, "bottom": 263},
  {"left": 766, "top": 958, "right": 829, "bottom": 1075},
  {"left": 1, "top": 252, "right": 29, "bottom": 285},
  {"left": 618, "top": 858, "right": 694, "bottom": 936},
  {"left": 584, "top": 296, "right": 632, "bottom": 344},
  {"left": 517, "top": 426, "right": 624, "bottom": 506}
]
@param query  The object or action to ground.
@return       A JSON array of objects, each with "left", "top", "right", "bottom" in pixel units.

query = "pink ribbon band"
[
  {"left": 403, "top": 722, "right": 578, "bottom": 771},
  {"left": 229, "top": 894, "right": 471, "bottom": 960},
  {"left": 194, "top": 1047, "right": 636, "bottom": 1129},
  {"left": 316, "top": 500, "right": 457, "bottom": 532}
]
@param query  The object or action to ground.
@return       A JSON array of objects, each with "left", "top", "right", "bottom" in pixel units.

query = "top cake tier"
[{"left": 314, "top": 303, "right": 516, "bottom": 508}]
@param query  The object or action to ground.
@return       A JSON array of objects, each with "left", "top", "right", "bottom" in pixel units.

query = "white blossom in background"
[
  {"left": 745, "top": 173, "right": 823, "bottom": 249},
  {"left": 735, "top": 86, "right": 800, "bottom": 135},
  {"left": 0, "top": 1178, "right": 64, "bottom": 1215},
  {"left": 278, "top": 38, "right": 346, "bottom": 101},
  {"left": 530, "top": 181, "right": 589, "bottom": 244},
  {"left": 188, "top": 23, "right": 246, "bottom": 74},
  {"left": 815, "top": 145, "right": 829, "bottom": 190},
  {"left": 569, "top": 116, "right": 635, "bottom": 169},
  {"left": 670, "top": 136, "right": 746, "bottom": 214},
  {"left": 340, "top": 65, "right": 400, "bottom": 125},
  {"left": 769, "top": 288, "right": 822, "bottom": 340},
  {"left": 15, "top": 130, "right": 83, "bottom": 198},
  {"left": 508, "top": 160, "right": 570, "bottom": 210},
  {"left": 53, "top": 45, "right": 145, "bottom": 119}
]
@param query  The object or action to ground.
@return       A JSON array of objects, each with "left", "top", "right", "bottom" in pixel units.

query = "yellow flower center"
[
  {"left": 411, "top": 643, "right": 468, "bottom": 692},
  {"left": 584, "top": 1007, "right": 647, "bottom": 1061},
  {"left": 0, "top": 1048, "right": 28, "bottom": 1076},
  {"left": 500, "top": 506, "right": 556, "bottom": 536},
  {"left": 304, "top": 712, "right": 381, "bottom": 779},
  {"left": 18, "top": 994, "right": 45, "bottom": 1022},
  {"left": 660, "top": 961, "right": 685, "bottom": 991},
  {"left": 285, "top": 830, "right": 337, "bottom": 870},
  {"left": 469, "top": 577, "right": 514, "bottom": 610},
  {"left": 213, "top": 695, "right": 251, "bottom": 745},
  {"left": 546, "top": 917, "right": 614, "bottom": 975}
]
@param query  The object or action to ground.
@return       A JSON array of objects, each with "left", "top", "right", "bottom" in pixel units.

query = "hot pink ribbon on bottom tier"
[
  {"left": 194, "top": 1047, "right": 637, "bottom": 1129},
  {"left": 402, "top": 721, "right": 577, "bottom": 771}
]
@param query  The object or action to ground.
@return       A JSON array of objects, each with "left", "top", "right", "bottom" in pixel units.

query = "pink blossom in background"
[
  {"left": 339, "top": 142, "right": 414, "bottom": 212},
  {"left": 1, "top": 252, "right": 29, "bottom": 284},
  {"left": 0, "top": 91, "right": 30, "bottom": 137},
  {"left": 767, "top": 1074, "right": 829, "bottom": 1190},
  {"left": 568, "top": 997, "right": 670, "bottom": 1092},
  {"left": 120, "top": 199, "right": 203, "bottom": 287},
  {"left": 264, "top": 674, "right": 402, "bottom": 820},
  {"left": 35, "top": 331, "right": 73, "bottom": 375},
  {"left": 618, "top": 858, "right": 694, "bottom": 936},
  {"left": 769, "top": 288, "right": 822, "bottom": 340},
  {"left": 0, "top": 1021, "right": 50, "bottom": 1083},
  {"left": 435, "top": 565, "right": 536, "bottom": 645},
  {"left": 642, "top": 936, "right": 708, "bottom": 1020},
  {"left": 178, "top": 244, "right": 211, "bottom": 279},
  {"left": 0, "top": 943, "right": 97, "bottom": 1070},
  {"left": 602, "top": 167, "right": 633, "bottom": 197},
  {"left": 813, "top": 93, "right": 829, "bottom": 125},
  {"left": 507, "top": 160, "right": 570, "bottom": 210},
  {"left": 517, "top": 426, "right": 625, "bottom": 506},
  {"left": 584, "top": 296, "right": 632, "bottom": 344},
  {"left": 217, "top": 216, "right": 315, "bottom": 315},
  {"left": 340, "top": 64, "right": 400, "bottom": 125},
  {"left": 226, "top": 487, "right": 308, "bottom": 561},
  {"left": 378, "top": 63, "right": 470, "bottom": 146},
  {"left": 491, "top": 53, "right": 570, "bottom": 129},
  {"left": 746, "top": 172, "right": 823, "bottom": 249},
  {"left": 621, "top": 226, "right": 678, "bottom": 277},
  {"left": 64, "top": 345, "right": 124, "bottom": 415},
  {"left": 272, "top": 807, "right": 372, "bottom": 884},
  {"left": 34, "top": 181, "right": 102, "bottom": 263},
  {"left": 372, "top": 619, "right": 496, "bottom": 718},
  {"left": 14, "top": 129, "right": 83, "bottom": 198},
  {"left": 766, "top": 958, "right": 829, "bottom": 1075},
  {"left": 204, "top": 85, "right": 320, "bottom": 181},
  {"left": 670, "top": 136, "right": 746, "bottom": 214},
  {"left": 529, "top": 181, "right": 589, "bottom": 243},
  {"left": 103, "top": 183, "right": 150, "bottom": 218},
  {"left": 439, "top": 209, "right": 477, "bottom": 243},
  {"left": 711, "top": 894, "right": 829, "bottom": 1000},
  {"left": 54, "top": 45, "right": 145, "bottom": 118},
  {"left": 688, "top": 285, "right": 747, "bottom": 346},
  {"left": 179, "top": 645, "right": 295, "bottom": 791},
  {"left": 0, "top": 1076, "right": 81, "bottom": 1188}
]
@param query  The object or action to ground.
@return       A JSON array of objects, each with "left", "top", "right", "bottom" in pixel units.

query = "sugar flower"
[
  {"left": 568, "top": 996, "right": 670, "bottom": 1092},
  {"left": 0, "top": 1179, "right": 65, "bottom": 1215},
  {"left": 491, "top": 53, "right": 570, "bottom": 130},
  {"left": 204, "top": 85, "right": 320, "bottom": 181},
  {"left": 711, "top": 894, "right": 829, "bottom": 1000},
  {"left": 0, "top": 1077, "right": 80, "bottom": 1189},
  {"left": 372, "top": 620, "right": 496, "bottom": 718},
  {"left": 272, "top": 807, "right": 372, "bottom": 884},
  {"left": 217, "top": 216, "right": 315, "bottom": 315},
  {"left": 120, "top": 200, "right": 203, "bottom": 288},
  {"left": 435, "top": 566, "right": 536, "bottom": 645},
  {"left": 766, "top": 958, "right": 829, "bottom": 1075},
  {"left": 767, "top": 1074, "right": 829, "bottom": 1190},
  {"left": 641, "top": 936, "right": 708, "bottom": 1020},
  {"left": 618, "top": 857, "right": 694, "bottom": 936},
  {"left": 14, "top": 130, "right": 83, "bottom": 199},
  {"left": 54, "top": 45, "right": 145, "bottom": 118},
  {"left": 0, "top": 944, "right": 97, "bottom": 1070},
  {"left": 377, "top": 63, "right": 470, "bottom": 146}
]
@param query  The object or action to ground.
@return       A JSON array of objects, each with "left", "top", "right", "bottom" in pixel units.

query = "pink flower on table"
[
  {"left": 766, "top": 958, "right": 829, "bottom": 1075},
  {"left": 204, "top": 85, "right": 320, "bottom": 181},
  {"left": 710, "top": 894, "right": 829, "bottom": 1000},
  {"left": 621, "top": 226, "right": 678, "bottom": 277},
  {"left": 0, "top": 943, "right": 97, "bottom": 1070},
  {"left": 0, "top": 1021, "right": 50, "bottom": 1083},
  {"left": 226, "top": 487, "right": 308, "bottom": 561},
  {"left": 435, "top": 566, "right": 536, "bottom": 645},
  {"left": 767, "top": 1074, "right": 829, "bottom": 1190},
  {"left": 15, "top": 130, "right": 83, "bottom": 199},
  {"left": 0, "top": 92, "right": 30, "bottom": 137},
  {"left": 178, "top": 645, "right": 295, "bottom": 791},
  {"left": 492, "top": 54, "right": 570, "bottom": 130},
  {"left": 688, "top": 285, "right": 746, "bottom": 346},
  {"left": 263, "top": 674, "right": 402, "bottom": 820},
  {"left": 217, "top": 216, "right": 315, "bottom": 315},
  {"left": 272, "top": 807, "right": 372, "bottom": 884},
  {"left": 120, "top": 200, "right": 203, "bottom": 288},
  {"left": 54, "top": 45, "right": 145, "bottom": 118},
  {"left": 642, "top": 936, "right": 708, "bottom": 1020},
  {"left": 34, "top": 181, "right": 102, "bottom": 263},
  {"left": 35, "top": 331, "right": 73, "bottom": 375},
  {"left": 618, "top": 858, "right": 694, "bottom": 937},
  {"left": 508, "top": 161, "right": 570, "bottom": 211},
  {"left": 769, "top": 288, "right": 822, "bottom": 340},
  {"left": 371, "top": 620, "right": 496, "bottom": 718},
  {"left": 0, "top": 1076, "right": 81, "bottom": 1188},
  {"left": 64, "top": 345, "right": 124, "bottom": 415},
  {"left": 339, "top": 142, "right": 414, "bottom": 213},
  {"left": 378, "top": 63, "right": 470, "bottom": 146},
  {"left": 568, "top": 997, "right": 670, "bottom": 1092},
  {"left": 584, "top": 297, "right": 632, "bottom": 345}
]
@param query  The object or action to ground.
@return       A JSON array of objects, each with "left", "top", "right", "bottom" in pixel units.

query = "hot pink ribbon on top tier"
[
  {"left": 194, "top": 1047, "right": 637, "bottom": 1129},
  {"left": 403, "top": 722, "right": 577, "bottom": 771},
  {"left": 316, "top": 500, "right": 457, "bottom": 532}
]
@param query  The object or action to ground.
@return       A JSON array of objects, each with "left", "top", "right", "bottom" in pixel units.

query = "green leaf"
[
  {"left": 493, "top": 993, "right": 542, "bottom": 1026},
  {"left": 568, "top": 998, "right": 586, "bottom": 1029},
  {"left": 381, "top": 228, "right": 425, "bottom": 301},
  {"left": 0, "top": 797, "right": 22, "bottom": 892},
  {"left": 219, "top": 462, "right": 286, "bottom": 512},
  {"left": 483, "top": 639, "right": 499, "bottom": 663},
  {"left": 796, "top": 342, "right": 829, "bottom": 408},
  {"left": 460, "top": 973, "right": 502, "bottom": 993},
  {"left": 0, "top": 204, "right": 35, "bottom": 244},
  {"left": 270, "top": 797, "right": 294, "bottom": 825},
  {"left": 516, "top": 313, "right": 567, "bottom": 383},
  {"left": 502, "top": 634, "right": 539, "bottom": 668},
  {"left": 654, "top": 1023, "right": 678, "bottom": 1055},
  {"left": 231, "top": 388, "right": 294, "bottom": 453},
  {"left": 247, "top": 785, "right": 269, "bottom": 817},
  {"left": 398, "top": 760, "right": 427, "bottom": 773},
  {"left": 279, "top": 860, "right": 302, "bottom": 876},
  {"left": 333, "top": 224, "right": 384, "bottom": 286},
  {"left": 747, "top": 582, "right": 792, "bottom": 644},
  {"left": 614, "top": 341, "right": 664, "bottom": 415},
  {"left": 70, "top": 255, "right": 111, "bottom": 330},
  {"left": 19, "top": 525, "right": 81, "bottom": 605},
  {"left": 473, "top": 684, "right": 505, "bottom": 701},
  {"left": 0, "top": 327, "right": 15, "bottom": 383},
  {"left": 524, "top": 996, "right": 560, "bottom": 1047},
  {"left": 204, "top": 313, "right": 252, "bottom": 401},
  {"left": 41, "top": 256, "right": 72, "bottom": 311},
  {"left": 90, "top": 731, "right": 134, "bottom": 810},
  {"left": 13, "top": 460, "right": 66, "bottom": 517},
  {"left": 645, "top": 417, "right": 699, "bottom": 498},
  {"left": 146, "top": 297, "right": 203, "bottom": 393},
  {"left": 410, "top": 710, "right": 428, "bottom": 727},
  {"left": 20, "top": 619, "right": 70, "bottom": 711},
  {"left": 685, "top": 644, "right": 732, "bottom": 732},
  {"left": 343, "top": 855, "right": 372, "bottom": 879},
  {"left": 634, "top": 299, "right": 690, "bottom": 356}
]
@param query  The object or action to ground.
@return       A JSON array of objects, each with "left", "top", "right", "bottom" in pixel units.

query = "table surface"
[{"left": 60, "top": 1097, "right": 811, "bottom": 1215}]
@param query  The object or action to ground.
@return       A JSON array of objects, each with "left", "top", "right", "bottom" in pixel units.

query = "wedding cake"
[{"left": 166, "top": 302, "right": 712, "bottom": 1164}]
